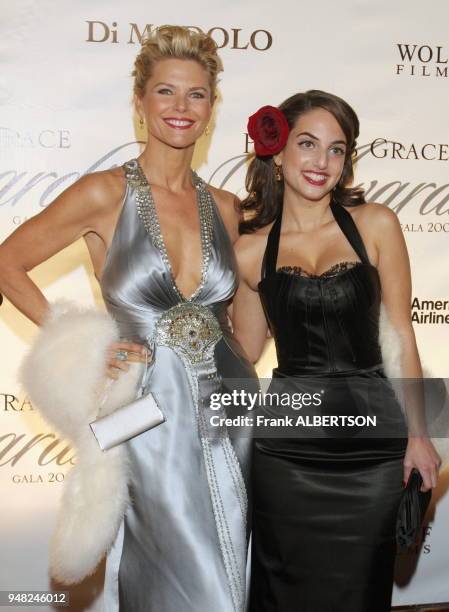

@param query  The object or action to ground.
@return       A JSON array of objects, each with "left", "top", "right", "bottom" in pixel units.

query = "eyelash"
[
  {"left": 298, "top": 140, "right": 346, "bottom": 155},
  {"left": 156, "top": 88, "right": 206, "bottom": 99}
]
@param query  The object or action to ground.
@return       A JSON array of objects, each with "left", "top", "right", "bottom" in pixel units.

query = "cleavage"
[{"left": 153, "top": 187, "right": 204, "bottom": 299}]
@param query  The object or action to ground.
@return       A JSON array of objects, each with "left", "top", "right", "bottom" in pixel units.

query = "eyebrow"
[
  {"left": 153, "top": 82, "right": 209, "bottom": 92},
  {"left": 296, "top": 131, "right": 347, "bottom": 145}
]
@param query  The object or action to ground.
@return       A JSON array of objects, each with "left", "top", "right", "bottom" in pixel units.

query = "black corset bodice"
[{"left": 258, "top": 201, "right": 383, "bottom": 376}]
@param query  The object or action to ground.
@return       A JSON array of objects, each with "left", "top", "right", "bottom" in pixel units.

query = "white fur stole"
[{"left": 19, "top": 300, "right": 143, "bottom": 584}]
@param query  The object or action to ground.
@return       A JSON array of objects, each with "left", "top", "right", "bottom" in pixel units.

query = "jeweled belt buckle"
[{"left": 153, "top": 303, "right": 222, "bottom": 364}]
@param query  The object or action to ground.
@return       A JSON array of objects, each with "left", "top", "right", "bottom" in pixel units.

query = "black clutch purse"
[{"left": 396, "top": 468, "right": 432, "bottom": 548}]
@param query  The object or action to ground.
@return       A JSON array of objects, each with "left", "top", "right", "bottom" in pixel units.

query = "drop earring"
[
  {"left": 275, "top": 163, "right": 283, "bottom": 182},
  {"left": 139, "top": 116, "right": 145, "bottom": 127},
  {"left": 205, "top": 125, "right": 210, "bottom": 136}
]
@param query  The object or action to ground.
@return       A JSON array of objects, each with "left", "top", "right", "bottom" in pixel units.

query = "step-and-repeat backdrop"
[{"left": 1, "top": 1, "right": 449, "bottom": 609}]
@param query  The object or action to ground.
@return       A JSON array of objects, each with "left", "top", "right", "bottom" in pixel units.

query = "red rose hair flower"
[{"left": 247, "top": 105, "right": 290, "bottom": 157}]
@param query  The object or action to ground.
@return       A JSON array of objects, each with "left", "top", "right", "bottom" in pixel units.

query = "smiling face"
[
  {"left": 276, "top": 107, "right": 348, "bottom": 204},
  {"left": 135, "top": 57, "right": 213, "bottom": 150}
]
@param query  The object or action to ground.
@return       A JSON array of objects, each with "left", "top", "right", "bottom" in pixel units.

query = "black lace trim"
[{"left": 277, "top": 261, "right": 361, "bottom": 279}]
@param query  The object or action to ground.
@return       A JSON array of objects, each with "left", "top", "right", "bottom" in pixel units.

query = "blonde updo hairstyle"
[{"left": 132, "top": 25, "right": 223, "bottom": 100}]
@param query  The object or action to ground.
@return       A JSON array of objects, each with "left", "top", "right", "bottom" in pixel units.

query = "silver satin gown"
[{"left": 99, "top": 159, "right": 255, "bottom": 612}]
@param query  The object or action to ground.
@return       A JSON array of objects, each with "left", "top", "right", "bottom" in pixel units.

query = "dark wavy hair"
[{"left": 240, "top": 90, "right": 365, "bottom": 233}]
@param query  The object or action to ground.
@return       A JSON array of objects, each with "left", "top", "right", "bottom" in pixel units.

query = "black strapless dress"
[{"left": 249, "top": 201, "right": 407, "bottom": 612}]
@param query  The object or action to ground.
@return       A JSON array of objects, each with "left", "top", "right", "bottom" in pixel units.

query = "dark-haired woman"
[{"left": 232, "top": 91, "right": 441, "bottom": 611}]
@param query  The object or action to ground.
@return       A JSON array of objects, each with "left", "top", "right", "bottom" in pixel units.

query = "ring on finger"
[{"left": 115, "top": 350, "right": 129, "bottom": 361}]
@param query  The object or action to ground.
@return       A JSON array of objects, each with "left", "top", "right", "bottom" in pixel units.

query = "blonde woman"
[{"left": 0, "top": 26, "right": 253, "bottom": 612}]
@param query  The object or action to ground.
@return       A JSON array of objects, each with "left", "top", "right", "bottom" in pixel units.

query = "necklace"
[{"left": 123, "top": 158, "right": 214, "bottom": 302}]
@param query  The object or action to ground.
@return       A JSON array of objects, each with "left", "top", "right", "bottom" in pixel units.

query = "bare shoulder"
[
  {"left": 347, "top": 202, "right": 401, "bottom": 237},
  {"left": 349, "top": 202, "right": 399, "bottom": 226},
  {"left": 208, "top": 184, "right": 236, "bottom": 208},
  {"left": 208, "top": 185, "right": 240, "bottom": 242},
  {"left": 235, "top": 224, "right": 272, "bottom": 287},
  {"left": 235, "top": 223, "right": 272, "bottom": 257},
  {"left": 71, "top": 167, "right": 126, "bottom": 211}
]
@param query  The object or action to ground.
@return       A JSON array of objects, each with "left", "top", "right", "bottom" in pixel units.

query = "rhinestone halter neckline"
[{"left": 123, "top": 158, "right": 215, "bottom": 302}]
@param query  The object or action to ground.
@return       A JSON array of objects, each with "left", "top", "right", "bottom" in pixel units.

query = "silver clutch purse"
[{"left": 89, "top": 346, "right": 165, "bottom": 451}]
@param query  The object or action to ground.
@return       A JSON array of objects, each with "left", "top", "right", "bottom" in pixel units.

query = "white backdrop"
[{"left": 1, "top": 1, "right": 449, "bottom": 609}]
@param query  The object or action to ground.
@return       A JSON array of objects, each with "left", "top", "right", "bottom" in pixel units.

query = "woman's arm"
[
  {"left": 0, "top": 171, "right": 145, "bottom": 377},
  {"left": 367, "top": 203, "right": 441, "bottom": 490},
  {"left": 0, "top": 173, "right": 113, "bottom": 325},
  {"left": 232, "top": 234, "right": 269, "bottom": 364}
]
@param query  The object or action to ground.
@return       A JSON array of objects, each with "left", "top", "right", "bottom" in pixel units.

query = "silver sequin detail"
[
  {"left": 179, "top": 351, "right": 245, "bottom": 612},
  {"left": 221, "top": 437, "right": 248, "bottom": 531},
  {"left": 152, "top": 302, "right": 222, "bottom": 364},
  {"left": 123, "top": 158, "right": 214, "bottom": 302}
]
